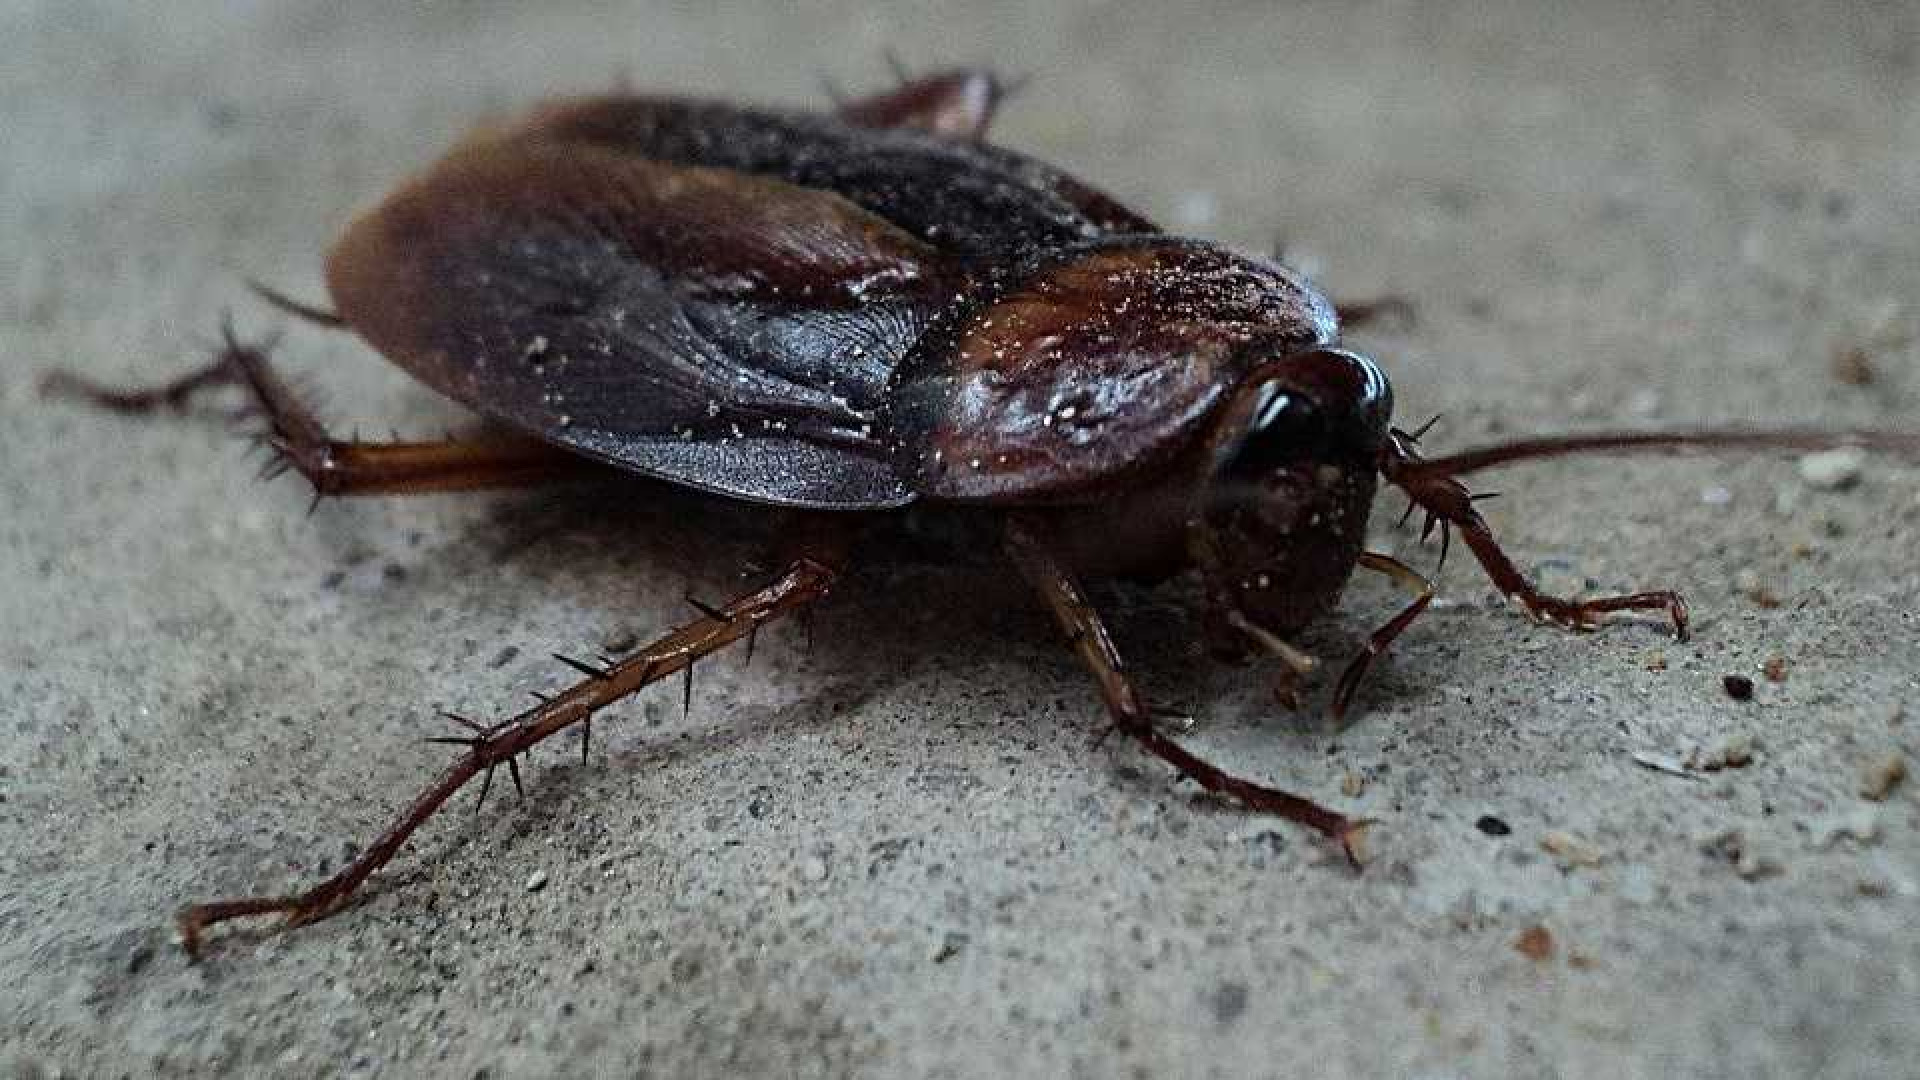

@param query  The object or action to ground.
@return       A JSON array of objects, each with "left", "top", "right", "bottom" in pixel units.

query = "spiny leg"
[
  {"left": 222, "top": 329, "right": 593, "bottom": 496},
  {"left": 1384, "top": 430, "right": 1688, "bottom": 639},
  {"left": 834, "top": 66, "right": 1018, "bottom": 139},
  {"left": 1005, "top": 519, "right": 1368, "bottom": 863},
  {"left": 1392, "top": 425, "right": 1920, "bottom": 628},
  {"left": 177, "top": 557, "right": 838, "bottom": 955},
  {"left": 1330, "top": 552, "right": 1435, "bottom": 717},
  {"left": 46, "top": 330, "right": 586, "bottom": 496},
  {"left": 41, "top": 354, "right": 238, "bottom": 413}
]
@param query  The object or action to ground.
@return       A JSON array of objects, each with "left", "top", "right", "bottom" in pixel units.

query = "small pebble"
[
  {"left": 1762, "top": 655, "right": 1788, "bottom": 683},
  {"left": 1699, "top": 828, "right": 1780, "bottom": 880},
  {"left": 600, "top": 626, "right": 639, "bottom": 654},
  {"left": 1340, "top": 770, "right": 1365, "bottom": 798},
  {"left": 1514, "top": 925, "right": 1554, "bottom": 962},
  {"left": 1631, "top": 750, "right": 1695, "bottom": 778},
  {"left": 1830, "top": 344, "right": 1875, "bottom": 386},
  {"left": 1698, "top": 828, "right": 1745, "bottom": 860},
  {"left": 1723, "top": 674, "right": 1755, "bottom": 701},
  {"left": 1475, "top": 815, "right": 1512, "bottom": 837},
  {"left": 1542, "top": 829, "right": 1605, "bottom": 867},
  {"left": 1858, "top": 751, "right": 1907, "bottom": 801},
  {"left": 1807, "top": 808, "right": 1881, "bottom": 849},
  {"left": 1692, "top": 733, "right": 1755, "bottom": 771},
  {"left": 933, "top": 932, "right": 969, "bottom": 964},
  {"left": 525, "top": 870, "right": 548, "bottom": 892},
  {"left": 1798, "top": 449, "right": 1864, "bottom": 491},
  {"left": 800, "top": 856, "right": 829, "bottom": 884},
  {"left": 1735, "top": 851, "right": 1783, "bottom": 881}
]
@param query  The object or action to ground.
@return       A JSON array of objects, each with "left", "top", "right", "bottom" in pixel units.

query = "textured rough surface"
[{"left": 4, "top": 3, "right": 1917, "bottom": 1077}]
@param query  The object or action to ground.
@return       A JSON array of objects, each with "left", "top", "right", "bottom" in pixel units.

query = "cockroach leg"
[
  {"left": 1005, "top": 519, "right": 1369, "bottom": 864},
  {"left": 1392, "top": 428, "right": 1920, "bottom": 633},
  {"left": 55, "top": 329, "right": 587, "bottom": 497},
  {"left": 1334, "top": 295, "right": 1417, "bottom": 332},
  {"left": 247, "top": 279, "right": 347, "bottom": 329},
  {"left": 835, "top": 67, "right": 1015, "bottom": 140},
  {"left": 218, "top": 331, "right": 588, "bottom": 497},
  {"left": 176, "top": 557, "right": 838, "bottom": 956},
  {"left": 1224, "top": 609, "right": 1319, "bottom": 710},
  {"left": 40, "top": 355, "right": 239, "bottom": 414},
  {"left": 1384, "top": 433, "right": 1688, "bottom": 640},
  {"left": 1330, "top": 552, "right": 1435, "bottom": 717},
  {"left": 1266, "top": 237, "right": 1413, "bottom": 331}
]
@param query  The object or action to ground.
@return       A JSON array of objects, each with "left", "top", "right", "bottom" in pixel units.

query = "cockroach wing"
[
  {"left": 519, "top": 98, "right": 1158, "bottom": 257},
  {"left": 325, "top": 131, "right": 956, "bottom": 507}
]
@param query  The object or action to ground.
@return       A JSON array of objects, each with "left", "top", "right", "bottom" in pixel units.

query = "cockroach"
[{"left": 45, "top": 68, "right": 1920, "bottom": 954}]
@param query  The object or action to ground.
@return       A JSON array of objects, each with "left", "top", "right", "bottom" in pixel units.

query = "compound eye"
[
  {"left": 1221, "top": 384, "right": 1324, "bottom": 477},
  {"left": 1250, "top": 384, "right": 1324, "bottom": 437}
]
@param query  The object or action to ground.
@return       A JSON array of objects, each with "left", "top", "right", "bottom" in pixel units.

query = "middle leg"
[
  {"left": 834, "top": 66, "right": 1017, "bottom": 140},
  {"left": 1005, "top": 519, "right": 1368, "bottom": 862}
]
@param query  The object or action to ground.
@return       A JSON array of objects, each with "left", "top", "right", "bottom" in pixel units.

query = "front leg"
[
  {"left": 1384, "top": 432, "right": 1689, "bottom": 639},
  {"left": 1004, "top": 519, "right": 1368, "bottom": 863}
]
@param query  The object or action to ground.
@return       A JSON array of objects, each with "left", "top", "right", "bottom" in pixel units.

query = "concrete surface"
[{"left": 4, "top": 2, "right": 1917, "bottom": 1077}]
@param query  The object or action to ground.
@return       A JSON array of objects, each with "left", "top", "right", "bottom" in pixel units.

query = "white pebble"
[
  {"left": 1806, "top": 808, "right": 1881, "bottom": 849},
  {"left": 525, "top": 870, "right": 549, "bottom": 892},
  {"left": 1798, "top": 449, "right": 1864, "bottom": 491},
  {"left": 1690, "top": 733, "right": 1755, "bottom": 771}
]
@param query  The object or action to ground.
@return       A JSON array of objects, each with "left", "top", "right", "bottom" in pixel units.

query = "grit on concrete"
[{"left": 4, "top": 3, "right": 1917, "bottom": 1077}]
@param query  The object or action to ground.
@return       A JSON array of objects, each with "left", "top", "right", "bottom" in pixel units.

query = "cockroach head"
[{"left": 1188, "top": 346, "right": 1393, "bottom": 638}]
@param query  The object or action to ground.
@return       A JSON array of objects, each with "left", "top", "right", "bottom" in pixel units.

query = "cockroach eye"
[
  {"left": 1191, "top": 348, "right": 1394, "bottom": 637},
  {"left": 1214, "top": 348, "right": 1394, "bottom": 482}
]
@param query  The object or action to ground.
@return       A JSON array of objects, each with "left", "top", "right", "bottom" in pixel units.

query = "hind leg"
[
  {"left": 43, "top": 331, "right": 585, "bottom": 496},
  {"left": 177, "top": 555, "right": 840, "bottom": 954}
]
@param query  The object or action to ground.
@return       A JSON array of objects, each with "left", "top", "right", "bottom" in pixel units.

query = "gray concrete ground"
[{"left": 4, "top": 2, "right": 1917, "bottom": 1077}]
